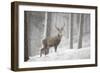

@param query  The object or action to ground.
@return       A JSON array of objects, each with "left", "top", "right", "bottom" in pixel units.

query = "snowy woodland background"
[{"left": 24, "top": 11, "right": 90, "bottom": 62}]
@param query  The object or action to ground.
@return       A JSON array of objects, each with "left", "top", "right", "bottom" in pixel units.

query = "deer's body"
[
  {"left": 43, "top": 34, "right": 61, "bottom": 47},
  {"left": 40, "top": 24, "right": 65, "bottom": 57}
]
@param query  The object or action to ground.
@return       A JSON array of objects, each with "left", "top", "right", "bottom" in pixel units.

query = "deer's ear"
[{"left": 57, "top": 28, "right": 60, "bottom": 31}]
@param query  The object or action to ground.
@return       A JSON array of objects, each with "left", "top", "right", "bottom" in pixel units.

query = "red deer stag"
[{"left": 40, "top": 24, "right": 65, "bottom": 57}]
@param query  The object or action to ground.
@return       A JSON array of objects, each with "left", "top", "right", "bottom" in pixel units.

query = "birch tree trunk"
[
  {"left": 43, "top": 12, "right": 48, "bottom": 38},
  {"left": 70, "top": 13, "right": 74, "bottom": 49},
  {"left": 78, "top": 14, "right": 84, "bottom": 49}
]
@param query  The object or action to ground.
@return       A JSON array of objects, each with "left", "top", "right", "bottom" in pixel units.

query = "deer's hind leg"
[
  {"left": 45, "top": 48, "right": 49, "bottom": 55},
  {"left": 40, "top": 48, "right": 45, "bottom": 57},
  {"left": 40, "top": 48, "right": 49, "bottom": 57},
  {"left": 54, "top": 46, "right": 57, "bottom": 52}
]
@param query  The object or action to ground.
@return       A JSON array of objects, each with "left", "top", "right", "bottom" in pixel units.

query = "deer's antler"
[
  {"left": 55, "top": 25, "right": 60, "bottom": 31},
  {"left": 61, "top": 23, "right": 65, "bottom": 30}
]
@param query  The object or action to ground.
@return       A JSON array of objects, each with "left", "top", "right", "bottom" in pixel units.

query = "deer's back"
[{"left": 43, "top": 36, "right": 61, "bottom": 47}]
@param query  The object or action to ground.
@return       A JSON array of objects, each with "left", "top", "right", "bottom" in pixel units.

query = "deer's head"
[{"left": 55, "top": 24, "right": 65, "bottom": 38}]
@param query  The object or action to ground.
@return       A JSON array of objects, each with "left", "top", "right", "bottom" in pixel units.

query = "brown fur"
[{"left": 40, "top": 24, "right": 65, "bottom": 57}]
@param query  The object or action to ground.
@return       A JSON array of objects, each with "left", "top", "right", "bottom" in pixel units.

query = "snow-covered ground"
[
  {"left": 28, "top": 34, "right": 90, "bottom": 62},
  {"left": 28, "top": 47, "right": 90, "bottom": 62}
]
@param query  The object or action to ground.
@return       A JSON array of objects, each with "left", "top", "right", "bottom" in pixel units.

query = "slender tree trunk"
[
  {"left": 67, "top": 16, "right": 69, "bottom": 38},
  {"left": 78, "top": 14, "right": 84, "bottom": 49},
  {"left": 46, "top": 12, "right": 52, "bottom": 37},
  {"left": 70, "top": 13, "right": 74, "bottom": 49}
]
